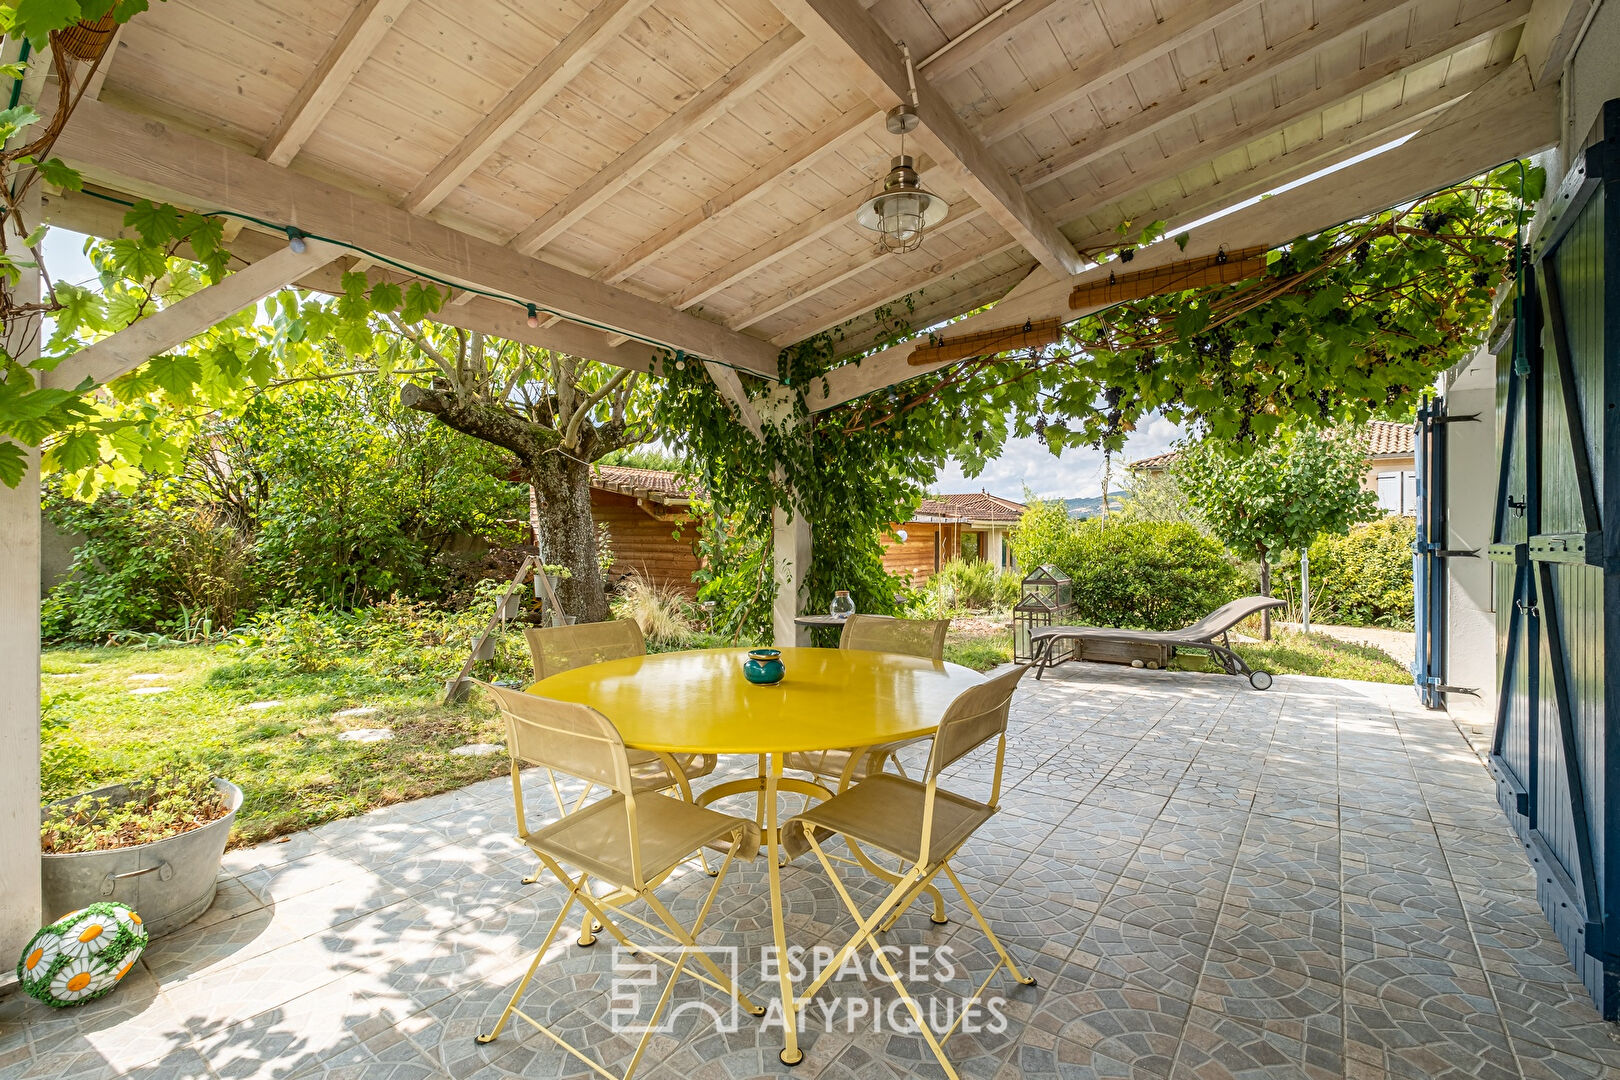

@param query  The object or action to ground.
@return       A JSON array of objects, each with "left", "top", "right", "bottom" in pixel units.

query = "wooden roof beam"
[
  {"left": 769, "top": 232, "right": 1022, "bottom": 344},
  {"left": 1042, "top": 3, "right": 1529, "bottom": 234},
  {"left": 727, "top": 198, "right": 986, "bottom": 331},
  {"left": 1013, "top": 0, "right": 1439, "bottom": 191},
  {"left": 45, "top": 239, "right": 344, "bottom": 390},
  {"left": 919, "top": 0, "right": 1065, "bottom": 82},
  {"left": 403, "top": 0, "right": 656, "bottom": 216},
  {"left": 806, "top": 60, "right": 1558, "bottom": 409},
  {"left": 1044, "top": 82, "right": 1457, "bottom": 240},
  {"left": 597, "top": 107, "right": 874, "bottom": 284},
  {"left": 39, "top": 188, "right": 680, "bottom": 377},
  {"left": 54, "top": 96, "right": 782, "bottom": 379},
  {"left": 773, "top": 0, "right": 1084, "bottom": 278},
  {"left": 512, "top": 28, "right": 813, "bottom": 255},
  {"left": 666, "top": 175, "right": 914, "bottom": 310},
  {"left": 977, "top": 0, "right": 1265, "bottom": 142},
  {"left": 1517, "top": 0, "right": 1595, "bottom": 87},
  {"left": 260, "top": 0, "right": 412, "bottom": 167}
]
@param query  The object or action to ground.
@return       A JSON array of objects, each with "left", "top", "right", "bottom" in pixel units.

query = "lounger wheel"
[
  {"left": 1249, "top": 670, "right": 1273, "bottom": 690},
  {"left": 780, "top": 1048, "right": 804, "bottom": 1066}
]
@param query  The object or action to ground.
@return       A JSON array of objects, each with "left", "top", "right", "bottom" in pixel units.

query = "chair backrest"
[
  {"left": 524, "top": 619, "right": 646, "bottom": 683},
  {"left": 1178, "top": 596, "right": 1286, "bottom": 640},
  {"left": 838, "top": 613, "right": 949, "bottom": 661},
  {"left": 925, "top": 663, "right": 1029, "bottom": 779},
  {"left": 478, "top": 682, "right": 635, "bottom": 796}
]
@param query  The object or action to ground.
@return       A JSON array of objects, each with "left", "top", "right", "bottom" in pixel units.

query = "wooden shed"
[{"left": 588, "top": 465, "right": 702, "bottom": 594}]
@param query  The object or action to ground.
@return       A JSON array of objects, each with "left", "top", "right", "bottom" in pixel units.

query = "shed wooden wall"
[
  {"left": 881, "top": 523, "right": 941, "bottom": 583},
  {"left": 591, "top": 490, "right": 700, "bottom": 595}
]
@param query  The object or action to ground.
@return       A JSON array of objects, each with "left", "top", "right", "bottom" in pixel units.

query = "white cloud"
[{"left": 934, "top": 412, "right": 1184, "bottom": 501}]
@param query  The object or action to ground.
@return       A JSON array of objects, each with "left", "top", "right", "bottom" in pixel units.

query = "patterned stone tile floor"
[{"left": 4, "top": 664, "right": 1619, "bottom": 1080}]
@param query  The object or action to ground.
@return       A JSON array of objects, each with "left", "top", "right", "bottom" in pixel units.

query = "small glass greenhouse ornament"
[{"left": 829, "top": 590, "right": 856, "bottom": 620}]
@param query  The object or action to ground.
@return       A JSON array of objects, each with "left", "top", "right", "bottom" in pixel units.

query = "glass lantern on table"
[{"left": 829, "top": 590, "right": 856, "bottom": 620}]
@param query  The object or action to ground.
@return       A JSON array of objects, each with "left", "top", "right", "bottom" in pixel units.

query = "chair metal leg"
[
  {"left": 942, "top": 864, "right": 1035, "bottom": 986},
  {"left": 477, "top": 886, "right": 580, "bottom": 1044},
  {"left": 480, "top": 842, "right": 758, "bottom": 1080}
]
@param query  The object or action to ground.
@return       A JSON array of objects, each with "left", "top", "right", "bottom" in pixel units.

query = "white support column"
[
  {"left": 773, "top": 503, "right": 812, "bottom": 647},
  {"left": 1, "top": 219, "right": 42, "bottom": 962},
  {"left": 758, "top": 389, "right": 811, "bottom": 647}
]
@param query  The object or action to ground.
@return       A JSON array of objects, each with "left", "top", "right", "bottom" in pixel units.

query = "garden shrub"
[
  {"left": 42, "top": 488, "right": 256, "bottom": 642},
  {"left": 914, "top": 558, "right": 1020, "bottom": 615},
  {"left": 1009, "top": 500, "right": 1243, "bottom": 630},
  {"left": 1284, "top": 515, "right": 1416, "bottom": 630},
  {"left": 42, "top": 375, "right": 526, "bottom": 641}
]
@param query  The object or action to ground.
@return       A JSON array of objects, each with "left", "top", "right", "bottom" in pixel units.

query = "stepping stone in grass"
[
  {"left": 127, "top": 673, "right": 168, "bottom": 682},
  {"left": 334, "top": 706, "right": 379, "bottom": 718},
  {"left": 338, "top": 728, "right": 393, "bottom": 744},
  {"left": 240, "top": 700, "right": 284, "bottom": 710},
  {"left": 128, "top": 686, "right": 173, "bottom": 696},
  {"left": 451, "top": 743, "right": 503, "bottom": 757}
]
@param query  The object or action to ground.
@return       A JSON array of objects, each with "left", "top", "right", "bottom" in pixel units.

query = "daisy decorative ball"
[{"left": 15, "top": 902, "right": 148, "bottom": 1008}]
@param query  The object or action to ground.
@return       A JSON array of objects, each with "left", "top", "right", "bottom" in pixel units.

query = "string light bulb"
[
  {"left": 285, "top": 228, "right": 307, "bottom": 254},
  {"left": 525, "top": 304, "right": 539, "bottom": 329}
]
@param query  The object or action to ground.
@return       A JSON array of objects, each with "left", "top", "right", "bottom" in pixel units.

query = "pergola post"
[
  {"left": 757, "top": 389, "right": 811, "bottom": 648},
  {"left": 1, "top": 245, "right": 42, "bottom": 963},
  {"left": 773, "top": 503, "right": 811, "bottom": 648}
]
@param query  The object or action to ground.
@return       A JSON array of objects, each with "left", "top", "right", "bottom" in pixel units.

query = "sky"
[{"left": 934, "top": 412, "right": 1183, "bottom": 502}]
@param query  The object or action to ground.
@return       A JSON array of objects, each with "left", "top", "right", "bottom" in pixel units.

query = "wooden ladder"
[{"left": 442, "top": 554, "right": 568, "bottom": 703}]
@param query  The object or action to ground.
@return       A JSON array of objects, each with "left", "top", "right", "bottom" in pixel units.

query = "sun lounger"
[{"left": 1029, "top": 596, "right": 1286, "bottom": 689}]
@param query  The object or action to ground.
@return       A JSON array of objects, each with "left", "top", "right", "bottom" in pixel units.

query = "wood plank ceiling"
[{"left": 57, "top": 0, "right": 1537, "bottom": 378}]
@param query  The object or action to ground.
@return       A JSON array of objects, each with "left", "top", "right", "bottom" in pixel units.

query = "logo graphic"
[{"left": 609, "top": 945, "right": 741, "bottom": 1034}]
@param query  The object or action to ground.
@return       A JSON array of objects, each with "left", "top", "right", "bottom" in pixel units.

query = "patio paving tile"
[{"left": 8, "top": 664, "right": 1620, "bottom": 1078}]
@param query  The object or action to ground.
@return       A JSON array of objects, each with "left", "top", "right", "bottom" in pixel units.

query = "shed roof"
[{"left": 590, "top": 465, "right": 698, "bottom": 507}]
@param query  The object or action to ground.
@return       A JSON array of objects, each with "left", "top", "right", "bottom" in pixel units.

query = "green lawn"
[
  {"left": 42, "top": 645, "right": 510, "bottom": 847},
  {"left": 1228, "top": 630, "right": 1412, "bottom": 685}
]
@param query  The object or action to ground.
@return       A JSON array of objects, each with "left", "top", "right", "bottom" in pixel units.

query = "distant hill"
[{"left": 1065, "top": 492, "right": 1131, "bottom": 519}]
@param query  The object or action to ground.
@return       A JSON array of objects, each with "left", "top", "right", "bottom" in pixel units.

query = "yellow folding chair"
[
  {"left": 475, "top": 683, "right": 764, "bottom": 1080},
  {"left": 524, "top": 620, "right": 717, "bottom": 803},
  {"left": 782, "top": 663, "right": 1036, "bottom": 1079},
  {"left": 782, "top": 614, "right": 950, "bottom": 792}
]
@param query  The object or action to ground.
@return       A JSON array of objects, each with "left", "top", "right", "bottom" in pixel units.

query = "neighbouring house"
[
  {"left": 587, "top": 466, "right": 701, "bottom": 594},
  {"left": 1128, "top": 420, "right": 1419, "bottom": 514},
  {"left": 880, "top": 492, "right": 1026, "bottom": 583}
]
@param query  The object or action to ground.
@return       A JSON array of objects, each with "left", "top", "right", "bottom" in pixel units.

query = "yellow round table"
[
  {"left": 528, "top": 645, "right": 984, "bottom": 1066},
  {"left": 528, "top": 645, "right": 983, "bottom": 753}
]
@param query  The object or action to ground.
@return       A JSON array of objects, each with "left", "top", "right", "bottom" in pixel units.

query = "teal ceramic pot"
[{"left": 743, "top": 648, "right": 785, "bottom": 685}]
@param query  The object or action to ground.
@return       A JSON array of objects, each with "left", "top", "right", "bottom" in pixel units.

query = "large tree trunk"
[
  {"left": 399, "top": 381, "right": 610, "bottom": 623},
  {"left": 528, "top": 453, "right": 609, "bottom": 623}
]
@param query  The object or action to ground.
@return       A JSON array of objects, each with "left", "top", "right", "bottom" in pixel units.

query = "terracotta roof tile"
[
  {"left": 910, "top": 492, "right": 1027, "bottom": 524},
  {"left": 589, "top": 465, "right": 698, "bottom": 504},
  {"left": 1363, "top": 420, "right": 1414, "bottom": 456},
  {"left": 1128, "top": 421, "right": 1415, "bottom": 471}
]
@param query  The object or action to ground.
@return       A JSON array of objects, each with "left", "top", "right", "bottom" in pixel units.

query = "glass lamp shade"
[{"left": 856, "top": 156, "right": 948, "bottom": 253}]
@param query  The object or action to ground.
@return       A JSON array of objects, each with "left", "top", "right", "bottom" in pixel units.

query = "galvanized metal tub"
[{"left": 41, "top": 778, "right": 242, "bottom": 937}]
